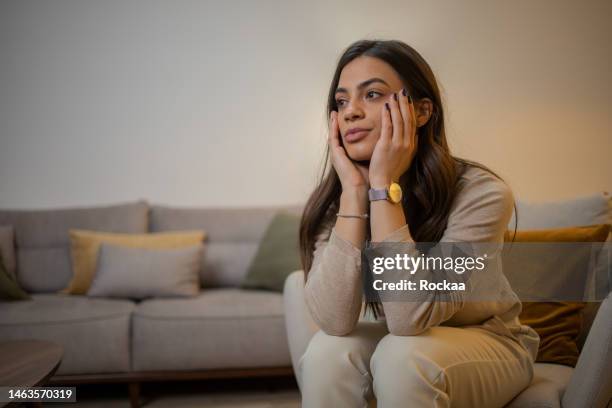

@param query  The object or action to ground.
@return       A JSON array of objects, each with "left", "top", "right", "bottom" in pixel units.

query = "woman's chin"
[
  {"left": 345, "top": 145, "right": 373, "bottom": 163},
  {"left": 346, "top": 151, "right": 372, "bottom": 163}
]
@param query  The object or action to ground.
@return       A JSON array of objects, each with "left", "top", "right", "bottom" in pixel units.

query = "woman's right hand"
[{"left": 328, "top": 111, "right": 370, "bottom": 192}]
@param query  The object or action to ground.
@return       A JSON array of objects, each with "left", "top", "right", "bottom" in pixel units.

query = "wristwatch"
[{"left": 368, "top": 182, "right": 403, "bottom": 204}]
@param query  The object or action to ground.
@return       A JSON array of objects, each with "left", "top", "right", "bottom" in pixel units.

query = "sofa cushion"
[
  {"left": 0, "top": 294, "right": 134, "bottom": 374},
  {"left": 0, "top": 201, "right": 149, "bottom": 293},
  {"left": 149, "top": 205, "right": 302, "bottom": 287},
  {"left": 66, "top": 229, "right": 205, "bottom": 294},
  {"left": 506, "top": 363, "right": 573, "bottom": 408},
  {"left": 132, "top": 288, "right": 291, "bottom": 371},
  {"left": 88, "top": 243, "right": 203, "bottom": 299}
]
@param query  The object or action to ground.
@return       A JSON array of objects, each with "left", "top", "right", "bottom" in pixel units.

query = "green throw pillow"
[
  {"left": 241, "top": 211, "right": 302, "bottom": 292},
  {"left": 0, "top": 252, "right": 30, "bottom": 300}
]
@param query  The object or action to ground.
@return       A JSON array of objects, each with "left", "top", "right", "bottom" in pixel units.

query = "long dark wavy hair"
[{"left": 299, "top": 39, "right": 518, "bottom": 319}]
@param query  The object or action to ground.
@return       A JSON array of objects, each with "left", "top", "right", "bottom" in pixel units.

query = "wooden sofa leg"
[{"left": 128, "top": 382, "right": 141, "bottom": 408}]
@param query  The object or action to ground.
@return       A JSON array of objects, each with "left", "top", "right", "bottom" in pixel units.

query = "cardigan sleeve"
[
  {"left": 373, "top": 170, "right": 515, "bottom": 335},
  {"left": 304, "top": 226, "right": 364, "bottom": 335},
  {"left": 304, "top": 167, "right": 515, "bottom": 336}
]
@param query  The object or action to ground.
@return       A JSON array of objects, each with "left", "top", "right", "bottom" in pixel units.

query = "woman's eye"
[{"left": 335, "top": 91, "right": 380, "bottom": 108}]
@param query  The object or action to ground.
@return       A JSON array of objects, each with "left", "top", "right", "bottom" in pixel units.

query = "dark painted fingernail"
[
  {"left": 408, "top": 95, "right": 413, "bottom": 104},
  {"left": 385, "top": 102, "right": 390, "bottom": 111},
  {"left": 393, "top": 93, "right": 397, "bottom": 101},
  {"left": 402, "top": 88, "right": 407, "bottom": 96}
]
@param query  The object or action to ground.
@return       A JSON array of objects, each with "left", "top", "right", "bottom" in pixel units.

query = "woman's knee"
[
  {"left": 300, "top": 329, "right": 371, "bottom": 380},
  {"left": 300, "top": 327, "right": 386, "bottom": 407},
  {"left": 370, "top": 331, "right": 448, "bottom": 399},
  {"left": 371, "top": 332, "right": 443, "bottom": 377},
  {"left": 300, "top": 323, "right": 388, "bottom": 381}
]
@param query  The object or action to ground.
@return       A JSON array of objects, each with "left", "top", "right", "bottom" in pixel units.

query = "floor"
[{"left": 53, "top": 377, "right": 301, "bottom": 408}]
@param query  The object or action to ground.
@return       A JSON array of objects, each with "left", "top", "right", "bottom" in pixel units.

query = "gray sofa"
[
  {"left": 0, "top": 200, "right": 301, "bottom": 403},
  {"left": 1, "top": 194, "right": 610, "bottom": 407},
  {"left": 283, "top": 192, "right": 612, "bottom": 408}
]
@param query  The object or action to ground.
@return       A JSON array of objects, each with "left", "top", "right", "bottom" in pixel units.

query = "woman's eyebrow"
[{"left": 335, "top": 78, "right": 389, "bottom": 95}]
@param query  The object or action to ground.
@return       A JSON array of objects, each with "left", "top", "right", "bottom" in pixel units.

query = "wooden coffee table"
[{"left": 0, "top": 339, "right": 63, "bottom": 406}]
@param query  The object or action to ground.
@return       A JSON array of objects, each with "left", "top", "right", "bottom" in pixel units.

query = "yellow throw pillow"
[
  {"left": 63, "top": 229, "right": 206, "bottom": 295},
  {"left": 504, "top": 224, "right": 610, "bottom": 243},
  {"left": 504, "top": 223, "right": 610, "bottom": 367},
  {"left": 519, "top": 301, "right": 584, "bottom": 366}
]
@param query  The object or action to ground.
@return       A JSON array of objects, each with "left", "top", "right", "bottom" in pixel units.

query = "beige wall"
[{"left": 0, "top": 0, "right": 609, "bottom": 209}]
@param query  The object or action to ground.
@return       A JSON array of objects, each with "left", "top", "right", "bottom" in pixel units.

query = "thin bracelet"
[{"left": 336, "top": 212, "right": 369, "bottom": 219}]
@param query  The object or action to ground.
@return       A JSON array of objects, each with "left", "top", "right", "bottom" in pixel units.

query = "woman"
[{"left": 298, "top": 39, "right": 540, "bottom": 407}]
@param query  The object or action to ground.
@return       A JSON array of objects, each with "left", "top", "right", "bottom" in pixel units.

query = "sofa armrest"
[
  {"left": 563, "top": 292, "right": 612, "bottom": 408},
  {"left": 283, "top": 270, "right": 320, "bottom": 391}
]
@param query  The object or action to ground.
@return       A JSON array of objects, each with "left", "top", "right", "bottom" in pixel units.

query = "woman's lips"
[{"left": 345, "top": 129, "right": 370, "bottom": 143}]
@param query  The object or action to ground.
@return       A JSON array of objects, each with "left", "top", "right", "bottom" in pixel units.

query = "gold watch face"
[{"left": 388, "top": 182, "right": 402, "bottom": 204}]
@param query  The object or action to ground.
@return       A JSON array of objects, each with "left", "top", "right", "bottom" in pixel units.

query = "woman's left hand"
[{"left": 369, "top": 88, "right": 418, "bottom": 188}]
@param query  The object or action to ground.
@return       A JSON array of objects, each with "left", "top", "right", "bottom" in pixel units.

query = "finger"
[
  {"left": 328, "top": 111, "right": 341, "bottom": 149},
  {"left": 399, "top": 88, "right": 413, "bottom": 146},
  {"left": 408, "top": 95, "right": 418, "bottom": 152},
  {"left": 389, "top": 92, "right": 404, "bottom": 146},
  {"left": 381, "top": 101, "right": 392, "bottom": 144}
]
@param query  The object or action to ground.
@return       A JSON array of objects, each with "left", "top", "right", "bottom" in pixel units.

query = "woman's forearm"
[
  {"left": 334, "top": 188, "right": 369, "bottom": 249},
  {"left": 304, "top": 188, "right": 367, "bottom": 335}
]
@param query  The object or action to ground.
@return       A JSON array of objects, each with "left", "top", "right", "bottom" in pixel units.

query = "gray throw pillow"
[
  {"left": 88, "top": 243, "right": 203, "bottom": 299},
  {"left": 0, "top": 225, "right": 17, "bottom": 279},
  {"left": 509, "top": 192, "right": 611, "bottom": 230}
]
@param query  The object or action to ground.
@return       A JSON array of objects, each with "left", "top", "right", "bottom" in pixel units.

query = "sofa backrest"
[
  {"left": 149, "top": 204, "right": 303, "bottom": 288},
  {"left": 0, "top": 200, "right": 149, "bottom": 293}
]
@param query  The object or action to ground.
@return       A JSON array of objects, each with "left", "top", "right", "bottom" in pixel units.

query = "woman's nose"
[{"left": 343, "top": 101, "right": 365, "bottom": 121}]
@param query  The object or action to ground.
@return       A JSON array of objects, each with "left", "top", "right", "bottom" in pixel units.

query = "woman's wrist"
[
  {"left": 370, "top": 179, "right": 392, "bottom": 189},
  {"left": 340, "top": 188, "right": 369, "bottom": 214}
]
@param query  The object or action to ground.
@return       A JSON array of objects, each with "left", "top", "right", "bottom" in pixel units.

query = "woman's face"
[{"left": 334, "top": 56, "right": 408, "bottom": 162}]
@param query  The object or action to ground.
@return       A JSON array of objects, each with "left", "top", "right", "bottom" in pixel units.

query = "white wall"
[{"left": 1, "top": 0, "right": 610, "bottom": 209}]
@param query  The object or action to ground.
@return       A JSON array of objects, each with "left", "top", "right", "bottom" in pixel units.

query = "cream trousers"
[{"left": 298, "top": 321, "right": 534, "bottom": 408}]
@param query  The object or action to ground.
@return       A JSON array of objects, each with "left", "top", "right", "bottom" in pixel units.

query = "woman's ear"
[{"left": 415, "top": 98, "right": 433, "bottom": 128}]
